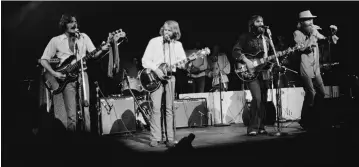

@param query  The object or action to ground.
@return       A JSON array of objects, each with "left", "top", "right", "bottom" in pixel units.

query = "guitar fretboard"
[
  {"left": 65, "top": 47, "right": 102, "bottom": 73},
  {"left": 258, "top": 47, "right": 295, "bottom": 65},
  {"left": 169, "top": 50, "right": 204, "bottom": 69}
]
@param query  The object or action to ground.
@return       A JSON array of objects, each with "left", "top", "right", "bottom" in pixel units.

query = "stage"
[
  {"left": 114, "top": 122, "right": 304, "bottom": 153},
  {"left": 4, "top": 119, "right": 352, "bottom": 166}
]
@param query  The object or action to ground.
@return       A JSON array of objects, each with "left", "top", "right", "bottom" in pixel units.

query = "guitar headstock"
[
  {"left": 286, "top": 43, "right": 305, "bottom": 53},
  {"left": 188, "top": 47, "right": 211, "bottom": 61},
  {"left": 106, "top": 29, "right": 126, "bottom": 44}
]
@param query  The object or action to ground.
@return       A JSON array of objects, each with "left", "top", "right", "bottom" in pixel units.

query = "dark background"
[
  {"left": 2, "top": 1, "right": 356, "bottom": 82},
  {"left": 2, "top": 0, "right": 358, "bottom": 131},
  {"left": 2, "top": 2, "right": 358, "bottom": 163}
]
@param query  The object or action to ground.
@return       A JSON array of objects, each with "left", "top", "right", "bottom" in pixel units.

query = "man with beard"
[
  {"left": 39, "top": 13, "right": 110, "bottom": 133},
  {"left": 293, "top": 10, "right": 339, "bottom": 130},
  {"left": 232, "top": 15, "right": 273, "bottom": 136}
]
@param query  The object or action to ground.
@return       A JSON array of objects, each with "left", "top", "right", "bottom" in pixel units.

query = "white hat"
[{"left": 299, "top": 10, "right": 317, "bottom": 19}]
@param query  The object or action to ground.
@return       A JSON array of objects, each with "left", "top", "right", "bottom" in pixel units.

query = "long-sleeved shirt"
[
  {"left": 41, "top": 33, "right": 96, "bottom": 64},
  {"left": 232, "top": 32, "right": 271, "bottom": 61},
  {"left": 293, "top": 29, "right": 321, "bottom": 78},
  {"left": 208, "top": 53, "right": 231, "bottom": 86},
  {"left": 142, "top": 36, "right": 187, "bottom": 72},
  {"left": 186, "top": 49, "right": 208, "bottom": 78}
]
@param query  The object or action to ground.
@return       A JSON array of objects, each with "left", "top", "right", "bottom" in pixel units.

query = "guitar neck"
[
  {"left": 66, "top": 46, "right": 102, "bottom": 72},
  {"left": 258, "top": 47, "right": 295, "bottom": 64},
  {"left": 169, "top": 57, "right": 190, "bottom": 69}
]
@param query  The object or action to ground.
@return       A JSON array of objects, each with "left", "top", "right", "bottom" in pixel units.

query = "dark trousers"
[
  {"left": 189, "top": 76, "right": 206, "bottom": 93},
  {"left": 300, "top": 75, "right": 325, "bottom": 127},
  {"left": 246, "top": 78, "right": 269, "bottom": 133}
]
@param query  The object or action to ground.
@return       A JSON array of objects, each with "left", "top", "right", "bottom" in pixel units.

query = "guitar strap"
[
  {"left": 261, "top": 35, "right": 271, "bottom": 80},
  {"left": 262, "top": 35, "right": 268, "bottom": 58}
]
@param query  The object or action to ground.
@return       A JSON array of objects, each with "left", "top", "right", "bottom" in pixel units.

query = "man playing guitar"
[
  {"left": 141, "top": 20, "right": 187, "bottom": 147},
  {"left": 39, "top": 13, "right": 110, "bottom": 132},
  {"left": 232, "top": 15, "right": 273, "bottom": 136}
]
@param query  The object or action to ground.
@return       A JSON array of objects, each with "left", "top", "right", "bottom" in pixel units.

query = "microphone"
[
  {"left": 262, "top": 25, "right": 270, "bottom": 29},
  {"left": 311, "top": 24, "right": 322, "bottom": 30},
  {"left": 263, "top": 26, "right": 272, "bottom": 36},
  {"left": 163, "top": 35, "right": 171, "bottom": 43},
  {"left": 74, "top": 28, "right": 81, "bottom": 38}
]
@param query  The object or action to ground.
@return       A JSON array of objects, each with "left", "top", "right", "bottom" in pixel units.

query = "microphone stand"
[
  {"left": 75, "top": 42, "right": 86, "bottom": 132},
  {"left": 94, "top": 81, "right": 113, "bottom": 135},
  {"left": 266, "top": 28, "right": 288, "bottom": 136},
  {"left": 214, "top": 55, "right": 230, "bottom": 127}
]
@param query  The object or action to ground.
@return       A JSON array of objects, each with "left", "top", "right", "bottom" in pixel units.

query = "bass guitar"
[
  {"left": 43, "top": 29, "right": 126, "bottom": 94},
  {"left": 234, "top": 43, "right": 305, "bottom": 82},
  {"left": 139, "top": 47, "right": 210, "bottom": 92}
]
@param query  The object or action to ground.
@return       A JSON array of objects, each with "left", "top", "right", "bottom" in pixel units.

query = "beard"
[
  {"left": 251, "top": 25, "right": 265, "bottom": 35},
  {"left": 302, "top": 24, "right": 314, "bottom": 35}
]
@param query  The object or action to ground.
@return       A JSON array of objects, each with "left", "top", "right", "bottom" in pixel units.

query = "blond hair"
[{"left": 159, "top": 20, "right": 181, "bottom": 41}]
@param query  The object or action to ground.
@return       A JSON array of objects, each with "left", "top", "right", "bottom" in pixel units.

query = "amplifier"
[
  {"left": 174, "top": 98, "right": 208, "bottom": 128},
  {"left": 100, "top": 96, "right": 136, "bottom": 135}
]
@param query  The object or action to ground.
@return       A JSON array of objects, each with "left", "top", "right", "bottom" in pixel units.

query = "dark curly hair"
[
  {"left": 248, "top": 15, "right": 263, "bottom": 32},
  {"left": 58, "top": 13, "right": 79, "bottom": 33}
]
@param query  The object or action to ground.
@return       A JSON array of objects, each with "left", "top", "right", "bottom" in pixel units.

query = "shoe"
[
  {"left": 258, "top": 129, "right": 268, "bottom": 135},
  {"left": 165, "top": 141, "right": 176, "bottom": 148},
  {"left": 149, "top": 141, "right": 159, "bottom": 147},
  {"left": 247, "top": 131, "right": 257, "bottom": 136}
]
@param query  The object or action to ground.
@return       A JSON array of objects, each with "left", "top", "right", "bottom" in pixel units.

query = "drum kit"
[{"left": 118, "top": 70, "right": 153, "bottom": 130}]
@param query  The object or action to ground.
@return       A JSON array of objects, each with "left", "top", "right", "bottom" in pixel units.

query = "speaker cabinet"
[
  {"left": 100, "top": 97, "right": 136, "bottom": 135},
  {"left": 174, "top": 98, "right": 208, "bottom": 128}
]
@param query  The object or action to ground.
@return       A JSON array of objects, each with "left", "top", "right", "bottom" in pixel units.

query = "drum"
[{"left": 121, "top": 77, "right": 142, "bottom": 96}]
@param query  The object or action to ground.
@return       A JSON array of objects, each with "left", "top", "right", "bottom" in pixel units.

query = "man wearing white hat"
[{"left": 293, "top": 10, "right": 339, "bottom": 130}]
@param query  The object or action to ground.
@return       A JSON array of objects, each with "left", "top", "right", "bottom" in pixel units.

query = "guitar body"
[
  {"left": 235, "top": 51, "right": 270, "bottom": 82},
  {"left": 138, "top": 68, "right": 162, "bottom": 92},
  {"left": 43, "top": 55, "right": 79, "bottom": 94},
  {"left": 234, "top": 44, "right": 305, "bottom": 82},
  {"left": 42, "top": 29, "right": 127, "bottom": 95},
  {"left": 139, "top": 47, "right": 211, "bottom": 92}
]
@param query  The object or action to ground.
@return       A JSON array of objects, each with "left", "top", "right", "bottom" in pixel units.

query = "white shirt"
[
  {"left": 208, "top": 53, "right": 231, "bottom": 86},
  {"left": 142, "top": 36, "right": 187, "bottom": 72},
  {"left": 41, "top": 33, "right": 96, "bottom": 64}
]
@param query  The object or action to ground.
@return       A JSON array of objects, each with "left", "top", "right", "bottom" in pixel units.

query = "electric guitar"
[
  {"left": 234, "top": 43, "right": 305, "bottom": 82},
  {"left": 43, "top": 29, "right": 126, "bottom": 94},
  {"left": 139, "top": 47, "right": 210, "bottom": 92}
]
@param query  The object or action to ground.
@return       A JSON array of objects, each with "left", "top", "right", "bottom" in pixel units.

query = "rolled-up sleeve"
[
  {"left": 41, "top": 37, "right": 57, "bottom": 60},
  {"left": 83, "top": 33, "right": 96, "bottom": 53}
]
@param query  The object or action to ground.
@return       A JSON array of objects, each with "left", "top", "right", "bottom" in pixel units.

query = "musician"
[
  {"left": 185, "top": 42, "right": 208, "bottom": 93},
  {"left": 293, "top": 10, "right": 339, "bottom": 130},
  {"left": 39, "top": 13, "right": 110, "bottom": 132},
  {"left": 232, "top": 15, "right": 273, "bottom": 136},
  {"left": 207, "top": 44, "right": 231, "bottom": 92},
  {"left": 141, "top": 20, "right": 187, "bottom": 147}
]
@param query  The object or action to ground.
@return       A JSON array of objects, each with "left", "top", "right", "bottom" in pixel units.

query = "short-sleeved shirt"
[{"left": 41, "top": 33, "right": 96, "bottom": 65}]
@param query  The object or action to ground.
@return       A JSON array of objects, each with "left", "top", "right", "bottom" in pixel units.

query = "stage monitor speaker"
[
  {"left": 100, "top": 97, "right": 136, "bottom": 135},
  {"left": 174, "top": 98, "right": 208, "bottom": 128}
]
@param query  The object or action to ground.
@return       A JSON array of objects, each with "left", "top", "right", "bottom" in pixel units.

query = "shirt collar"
[{"left": 59, "top": 34, "right": 68, "bottom": 41}]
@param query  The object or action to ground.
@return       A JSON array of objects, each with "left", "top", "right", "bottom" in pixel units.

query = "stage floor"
[{"left": 110, "top": 122, "right": 304, "bottom": 153}]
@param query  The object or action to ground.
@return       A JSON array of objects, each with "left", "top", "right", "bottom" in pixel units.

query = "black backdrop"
[{"left": 2, "top": 1, "right": 357, "bottom": 101}]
